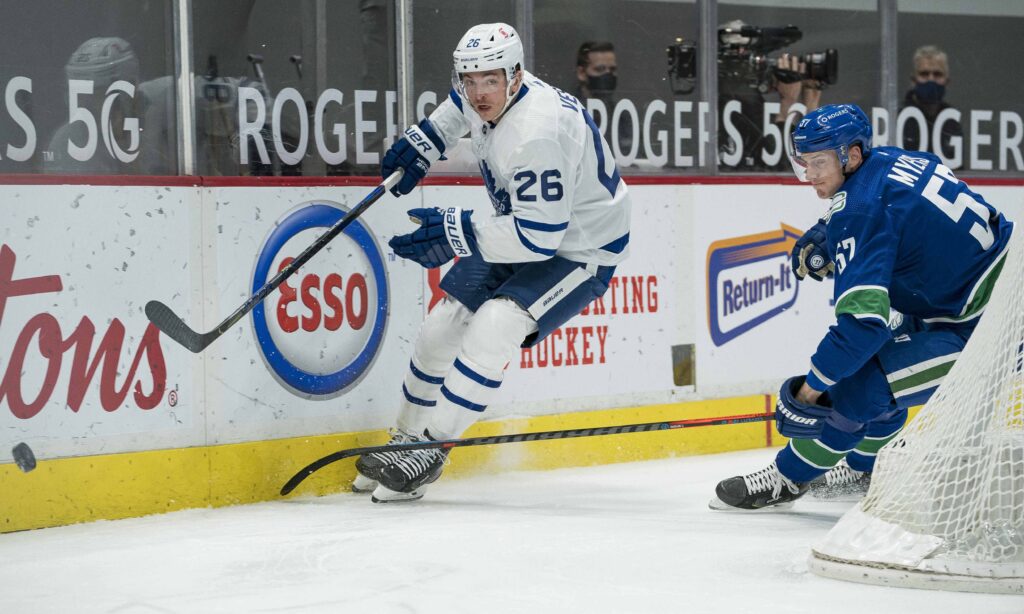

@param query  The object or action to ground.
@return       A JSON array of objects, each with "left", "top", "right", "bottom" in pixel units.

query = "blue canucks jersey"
[{"left": 805, "top": 146, "right": 1014, "bottom": 391}]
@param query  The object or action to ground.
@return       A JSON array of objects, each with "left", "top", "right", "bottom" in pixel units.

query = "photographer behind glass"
[{"left": 668, "top": 21, "right": 836, "bottom": 170}]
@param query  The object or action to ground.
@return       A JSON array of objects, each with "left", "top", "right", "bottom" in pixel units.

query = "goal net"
[{"left": 808, "top": 230, "right": 1024, "bottom": 594}]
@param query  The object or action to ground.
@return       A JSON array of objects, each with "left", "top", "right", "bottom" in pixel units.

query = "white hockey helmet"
[
  {"left": 452, "top": 23, "right": 523, "bottom": 83},
  {"left": 452, "top": 23, "right": 524, "bottom": 120}
]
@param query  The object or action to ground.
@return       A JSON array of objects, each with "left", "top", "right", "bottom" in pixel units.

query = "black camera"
[{"left": 667, "top": 24, "right": 838, "bottom": 95}]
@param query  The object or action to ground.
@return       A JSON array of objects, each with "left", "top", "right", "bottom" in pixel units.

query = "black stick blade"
[
  {"left": 280, "top": 448, "right": 363, "bottom": 496},
  {"left": 145, "top": 300, "right": 212, "bottom": 353}
]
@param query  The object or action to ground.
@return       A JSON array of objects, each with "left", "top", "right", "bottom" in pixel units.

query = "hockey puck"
[{"left": 12, "top": 442, "right": 37, "bottom": 473}]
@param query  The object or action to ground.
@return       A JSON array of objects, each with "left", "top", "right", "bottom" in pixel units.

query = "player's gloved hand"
[
  {"left": 791, "top": 220, "right": 834, "bottom": 281},
  {"left": 389, "top": 207, "right": 477, "bottom": 269},
  {"left": 382, "top": 120, "right": 446, "bottom": 196},
  {"left": 775, "top": 375, "right": 833, "bottom": 438}
]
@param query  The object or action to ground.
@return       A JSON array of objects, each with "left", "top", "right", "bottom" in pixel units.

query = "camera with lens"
[{"left": 667, "top": 24, "right": 838, "bottom": 95}]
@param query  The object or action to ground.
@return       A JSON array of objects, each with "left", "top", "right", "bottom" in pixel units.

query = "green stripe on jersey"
[
  {"left": 790, "top": 438, "right": 847, "bottom": 469},
  {"left": 853, "top": 431, "right": 902, "bottom": 455},
  {"left": 889, "top": 360, "right": 955, "bottom": 394},
  {"left": 958, "top": 252, "right": 1007, "bottom": 321},
  {"left": 835, "top": 288, "right": 890, "bottom": 322}
]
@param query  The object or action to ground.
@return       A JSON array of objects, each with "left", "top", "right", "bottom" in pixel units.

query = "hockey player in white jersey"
[{"left": 353, "top": 23, "right": 631, "bottom": 502}]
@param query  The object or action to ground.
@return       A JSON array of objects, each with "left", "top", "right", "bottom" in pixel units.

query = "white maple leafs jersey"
[{"left": 427, "top": 71, "right": 631, "bottom": 266}]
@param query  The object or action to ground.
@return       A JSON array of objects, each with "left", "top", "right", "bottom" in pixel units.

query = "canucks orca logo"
[
  {"left": 707, "top": 224, "right": 803, "bottom": 346},
  {"left": 480, "top": 160, "right": 511, "bottom": 215},
  {"left": 824, "top": 191, "right": 846, "bottom": 224},
  {"left": 251, "top": 201, "right": 389, "bottom": 398}
]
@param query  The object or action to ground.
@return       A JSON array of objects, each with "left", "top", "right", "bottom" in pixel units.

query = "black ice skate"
[
  {"left": 352, "top": 429, "right": 422, "bottom": 493},
  {"left": 371, "top": 433, "right": 450, "bottom": 503},
  {"left": 807, "top": 459, "right": 871, "bottom": 501},
  {"left": 709, "top": 461, "right": 809, "bottom": 511}
]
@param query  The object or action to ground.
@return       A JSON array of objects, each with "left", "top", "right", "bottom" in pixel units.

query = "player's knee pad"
[
  {"left": 829, "top": 357, "right": 897, "bottom": 425},
  {"left": 460, "top": 297, "right": 538, "bottom": 372},
  {"left": 412, "top": 297, "right": 473, "bottom": 373}
]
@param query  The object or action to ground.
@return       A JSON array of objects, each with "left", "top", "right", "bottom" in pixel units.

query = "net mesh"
[
  {"left": 813, "top": 230, "right": 1024, "bottom": 588},
  {"left": 860, "top": 231, "right": 1024, "bottom": 566}
]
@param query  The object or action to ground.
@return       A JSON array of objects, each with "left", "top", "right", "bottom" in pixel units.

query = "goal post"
[{"left": 808, "top": 231, "right": 1024, "bottom": 595}]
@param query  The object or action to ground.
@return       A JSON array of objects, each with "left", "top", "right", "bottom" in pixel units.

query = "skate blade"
[
  {"left": 351, "top": 473, "right": 378, "bottom": 494},
  {"left": 371, "top": 484, "right": 425, "bottom": 503},
  {"left": 707, "top": 496, "right": 796, "bottom": 512}
]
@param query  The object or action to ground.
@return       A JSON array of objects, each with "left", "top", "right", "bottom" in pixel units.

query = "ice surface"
[{"left": 1, "top": 448, "right": 1021, "bottom": 613}]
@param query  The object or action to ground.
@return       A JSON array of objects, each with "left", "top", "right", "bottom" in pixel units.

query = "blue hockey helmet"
[{"left": 789, "top": 104, "right": 871, "bottom": 181}]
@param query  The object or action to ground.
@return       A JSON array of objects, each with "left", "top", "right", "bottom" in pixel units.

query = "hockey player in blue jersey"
[
  {"left": 353, "top": 23, "right": 631, "bottom": 502},
  {"left": 711, "top": 103, "right": 1014, "bottom": 511}
]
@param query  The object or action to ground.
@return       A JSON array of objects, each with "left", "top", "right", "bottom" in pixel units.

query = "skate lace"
[
  {"left": 824, "top": 461, "right": 865, "bottom": 487},
  {"left": 368, "top": 428, "right": 421, "bottom": 465},
  {"left": 743, "top": 462, "right": 798, "bottom": 499},
  {"left": 391, "top": 447, "right": 450, "bottom": 480}
]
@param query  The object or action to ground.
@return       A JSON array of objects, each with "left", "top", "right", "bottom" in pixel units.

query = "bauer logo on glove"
[
  {"left": 381, "top": 120, "right": 446, "bottom": 196},
  {"left": 389, "top": 207, "right": 478, "bottom": 269}
]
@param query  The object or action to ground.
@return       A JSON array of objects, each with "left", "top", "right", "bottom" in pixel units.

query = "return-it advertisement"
[{"left": 693, "top": 184, "right": 836, "bottom": 397}]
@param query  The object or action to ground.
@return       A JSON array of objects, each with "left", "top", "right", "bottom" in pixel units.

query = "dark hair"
[{"left": 576, "top": 41, "right": 615, "bottom": 67}]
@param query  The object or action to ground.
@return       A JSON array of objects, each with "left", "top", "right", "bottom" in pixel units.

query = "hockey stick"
[
  {"left": 146, "top": 170, "right": 403, "bottom": 353},
  {"left": 280, "top": 411, "right": 773, "bottom": 495}
]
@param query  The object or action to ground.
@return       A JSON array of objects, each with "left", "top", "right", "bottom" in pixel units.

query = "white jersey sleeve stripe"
[
  {"left": 516, "top": 217, "right": 569, "bottom": 232},
  {"left": 514, "top": 219, "right": 559, "bottom": 256}
]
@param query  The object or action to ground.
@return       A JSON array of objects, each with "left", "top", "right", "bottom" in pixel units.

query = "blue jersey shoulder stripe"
[{"left": 448, "top": 88, "right": 463, "bottom": 112}]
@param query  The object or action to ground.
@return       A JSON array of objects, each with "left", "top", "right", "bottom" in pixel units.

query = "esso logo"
[{"left": 251, "top": 201, "right": 388, "bottom": 398}]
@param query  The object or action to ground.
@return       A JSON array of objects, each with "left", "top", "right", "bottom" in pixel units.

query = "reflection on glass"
[
  {"left": 0, "top": 1, "right": 177, "bottom": 175},
  {"left": 192, "top": 0, "right": 396, "bottom": 176}
]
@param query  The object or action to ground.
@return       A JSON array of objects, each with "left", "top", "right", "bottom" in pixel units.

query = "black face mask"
[
  {"left": 587, "top": 73, "right": 617, "bottom": 97},
  {"left": 913, "top": 80, "right": 945, "bottom": 105}
]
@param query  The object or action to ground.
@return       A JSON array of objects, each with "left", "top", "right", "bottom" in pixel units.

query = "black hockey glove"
[{"left": 382, "top": 119, "right": 446, "bottom": 196}]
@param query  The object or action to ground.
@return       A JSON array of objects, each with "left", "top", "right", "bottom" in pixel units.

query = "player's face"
[
  {"left": 800, "top": 150, "right": 844, "bottom": 198},
  {"left": 462, "top": 69, "right": 509, "bottom": 122}
]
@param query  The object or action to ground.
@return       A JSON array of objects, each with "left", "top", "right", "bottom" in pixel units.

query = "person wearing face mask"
[
  {"left": 574, "top": 41, "right": 633, "bottom": 161},
  {"left": 901, "top": 45, "right": 962, "bottom": 161}
]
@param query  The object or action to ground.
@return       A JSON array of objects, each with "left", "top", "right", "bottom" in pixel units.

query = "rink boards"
[{"left": 1, "top": 177, "right": 1020, "bottom": 531}]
